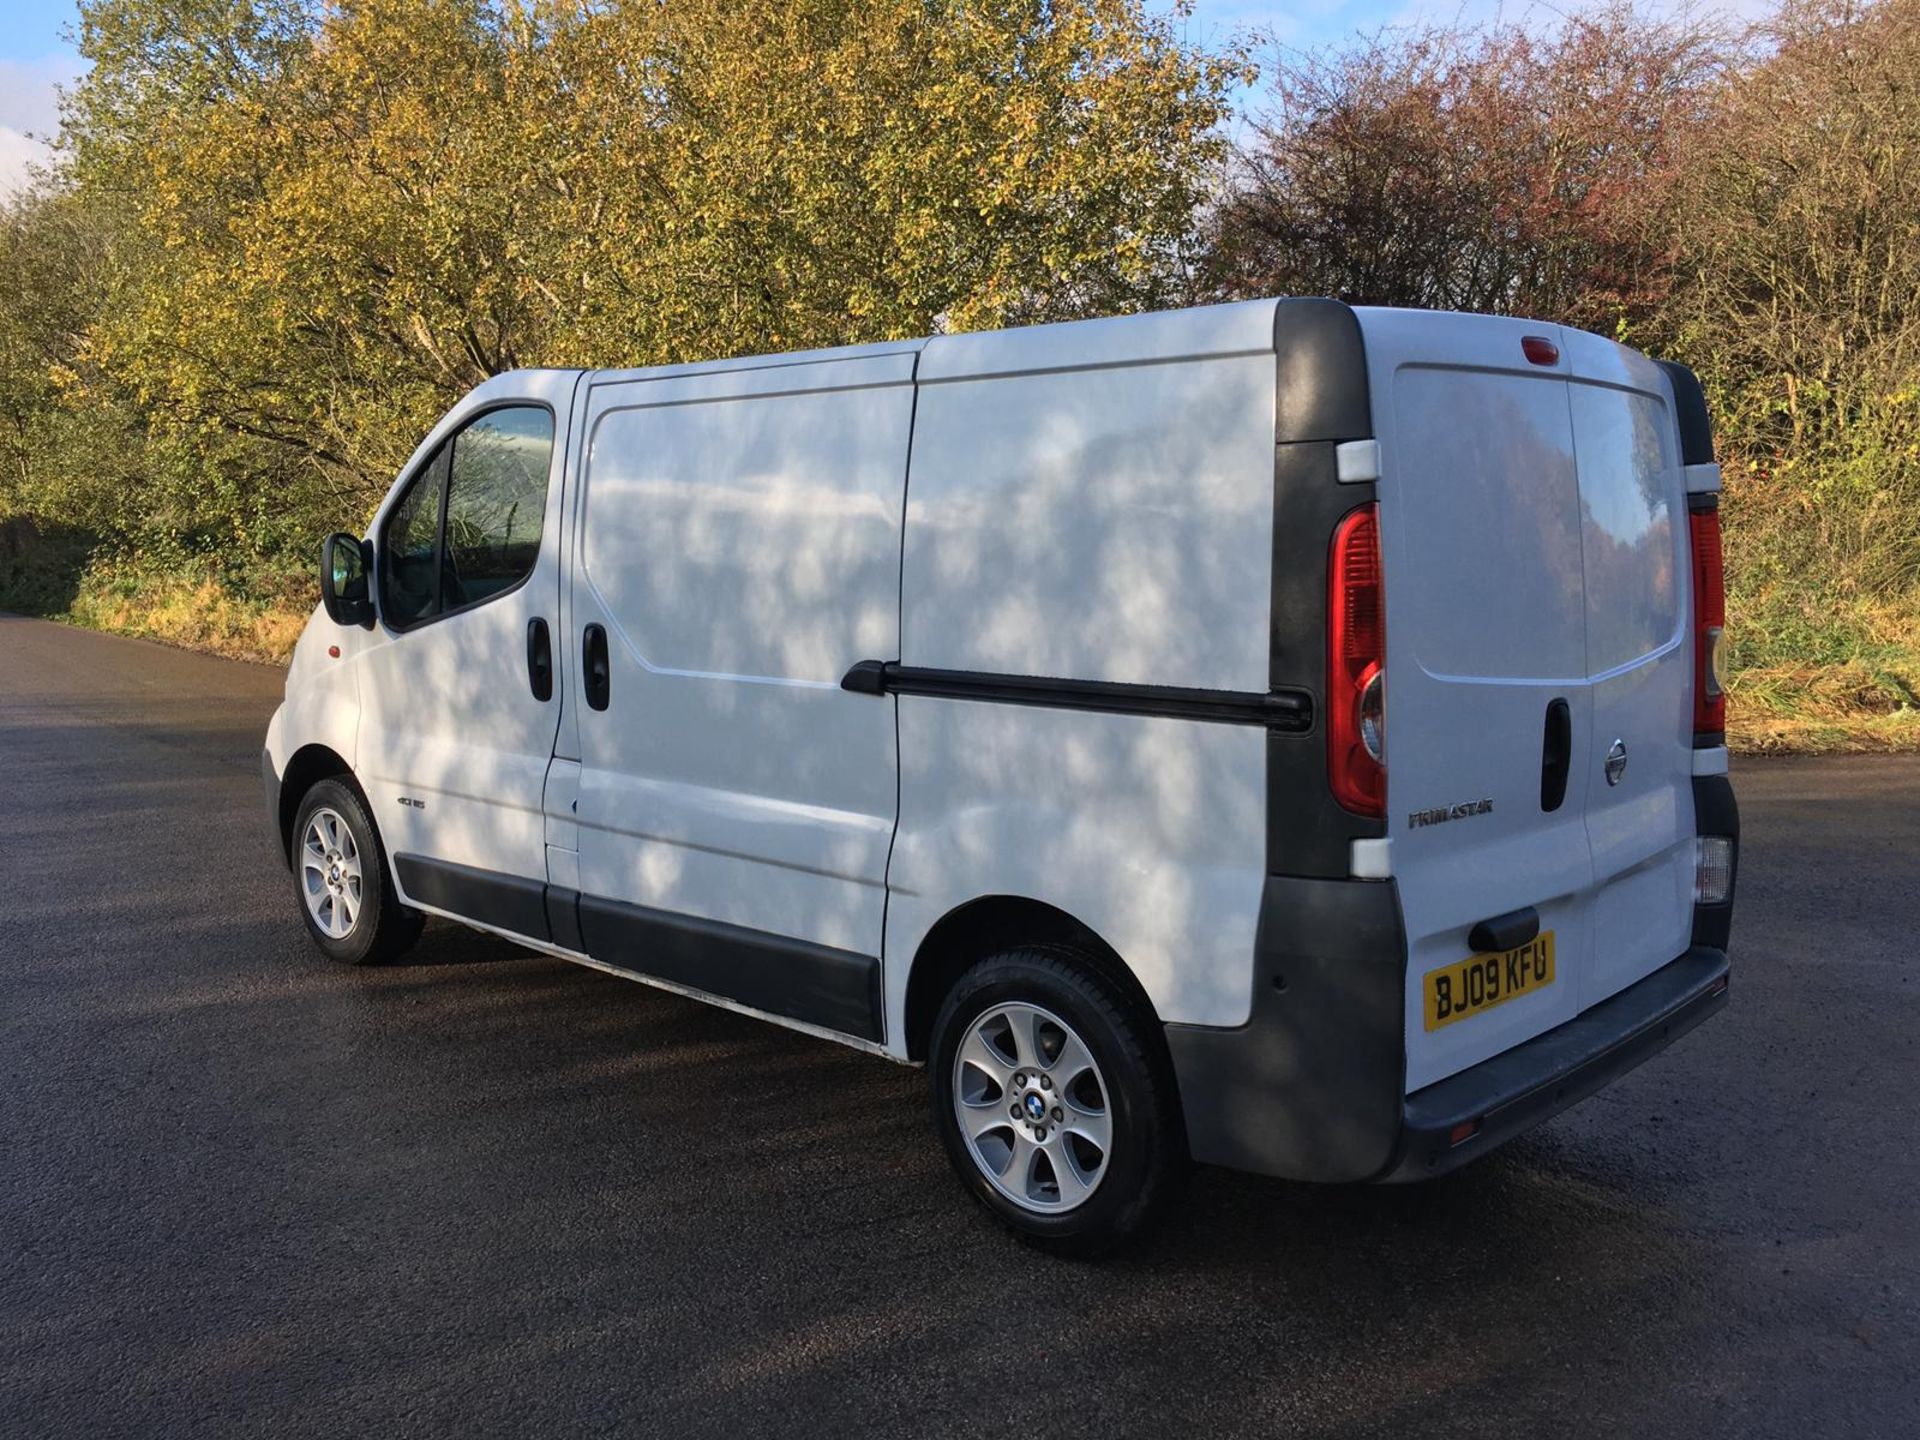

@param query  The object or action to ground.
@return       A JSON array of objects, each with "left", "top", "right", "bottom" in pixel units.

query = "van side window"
[
  {"left": 443, "top": 406, "right": 554, "bottom": 607},
  {"left": 380, "top": 445, "right": 449, "bottom": 628},
  {"left": 377, "top": 405, "right": 554, "bottom": 629}
]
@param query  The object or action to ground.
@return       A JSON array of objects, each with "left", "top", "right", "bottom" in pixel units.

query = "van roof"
[
  {"left": 582, "top": 298, "right": 1291, "bottom": 390},
  {"left": 589, "top": 337, "right": 926, "bottom": 389}
]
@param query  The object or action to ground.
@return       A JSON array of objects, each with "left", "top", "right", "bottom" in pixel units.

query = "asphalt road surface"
[{"left": 2, "top": 612, "right": 1916, "bottom": 1439}]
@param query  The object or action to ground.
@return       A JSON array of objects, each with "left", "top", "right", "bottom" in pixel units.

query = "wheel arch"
[
  {"left": 901, "top": 895, "right": 1166, "bottom": 1066},
  {"left": 276, "top": 744, "right": 359, "bottom": 866}
]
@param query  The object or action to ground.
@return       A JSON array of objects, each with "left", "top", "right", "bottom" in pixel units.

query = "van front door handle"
[
  {"left": 583, "top": 623, "right": 610, "bottom": 711},
  {"left": 526, "top": 617, "right": 553, "bottom": 701}
]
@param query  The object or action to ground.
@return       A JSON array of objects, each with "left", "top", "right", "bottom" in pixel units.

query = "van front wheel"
[
  {"left": 290, "top": 778, "right": 421, "bottom": 965},
  {"left": 929, "top": 947, "right": 1184, "bottom": 1256}
]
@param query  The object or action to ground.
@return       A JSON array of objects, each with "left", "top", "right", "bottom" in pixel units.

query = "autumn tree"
[
  {"left": 1671, "top": 0, "right": 1920, "bottom": 466},
  {"left": 59, "top": 0, "right": 1245, "bottom": 506},
  {"left": 1667, "top": 0, "right": 1920, "bottom": 667},
  {"left": 1204, "top": 6, "right": 1723, "bottom": 337}
]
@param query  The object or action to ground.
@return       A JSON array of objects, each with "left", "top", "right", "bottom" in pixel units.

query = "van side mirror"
[{"left": 320, "top": 533, "right": 376, "bottom": 629}]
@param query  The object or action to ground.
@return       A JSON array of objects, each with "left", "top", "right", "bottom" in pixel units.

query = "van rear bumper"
[
  {"left": 1378, "top": 945, "right": 1729, "bottom": 1182},
  {"left": 1165, "top": 873, "right": 1730, "bottom": 1184}
]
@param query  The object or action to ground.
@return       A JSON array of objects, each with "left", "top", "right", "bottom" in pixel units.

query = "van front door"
[{"left": 356, "top": 372, "right": 581, "bottom": 939}]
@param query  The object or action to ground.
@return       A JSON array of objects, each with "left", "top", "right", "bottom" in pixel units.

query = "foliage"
[
  {"left": 1204, "top": 5, "right": 1725, "bottom": 337},
  {"left": 1664, "top": 0, "right": 1920, "bottom": 699},
  {"left": 52, "top": 0, "right": 1243, "bottom": 507},
  {"left": 2, "top": 0, "right": 1243, "bottom": 657}
]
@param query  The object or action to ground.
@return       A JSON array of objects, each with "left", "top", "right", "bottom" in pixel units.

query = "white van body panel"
[
  {"left": 1362, "top": 311, "right": 1595, "bottom": 1091},
  {"left": 357, "top": 369, "right": 581, "bottom": 899},
  {"left": 885, "top": 706, "right": 1268, "bottom": 1036},
  {"left": 906, "top": 299, "right": 1279, "bottom": 692},
  {"left": 566, "top": 349, "right": 917, "bottom": 960},
  {"left": 889, "top": 303, "right": 1281, "bottom": 1032},
  {"left": 264, "top": 606, "right": 364, "bottom": 786}
]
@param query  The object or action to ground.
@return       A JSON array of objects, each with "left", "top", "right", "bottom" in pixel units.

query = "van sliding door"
[{"left": 559, "top": 352, "right": 916, "bottom": 1042}]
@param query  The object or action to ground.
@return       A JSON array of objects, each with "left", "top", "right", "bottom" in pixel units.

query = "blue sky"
[{"left": 0, "top": 0, "right": 1751, "bottom": 195}]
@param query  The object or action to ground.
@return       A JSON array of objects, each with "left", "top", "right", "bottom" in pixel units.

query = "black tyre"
[
  {"left": 290, "top": 777, "right": 422, "bottom": 965},
  {"left": 930, "top": 946, "right": 1186, "bottom": 1257}
]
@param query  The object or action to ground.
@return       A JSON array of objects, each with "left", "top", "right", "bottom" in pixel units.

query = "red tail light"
[
  {"left": 1690, "top": 505, "right": 1726, "bottom": 740},
  {"left": 1329, "top": 504, "right": 1386, "bottom": 816}
]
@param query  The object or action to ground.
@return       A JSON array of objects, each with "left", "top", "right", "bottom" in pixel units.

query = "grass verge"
[
  {"left": 1726, "top": 661, "right": 1920, "bottom": 755},
  {"left": 61, "top": 567, "right": 310, "bottom": 664},
  {"left": 1, "top": 520, "right": 308, "bottom": 665}
]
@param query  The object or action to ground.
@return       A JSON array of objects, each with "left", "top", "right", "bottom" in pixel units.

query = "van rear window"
[
  {"left": 1391, "top": 368, "right": 1586, "bottom": 681},
  {"left": 1568, "top": 385, "right": 1682, "bottom": 675}
]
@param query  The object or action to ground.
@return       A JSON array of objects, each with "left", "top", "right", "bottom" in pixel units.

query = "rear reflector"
[
  {"left": 1522, "top": 335, "right": 1560, "bottom": 366},
  {"left": 1449, "top": 1120, "right": 1481, "bottom": 1146},
  {"left": 1690, "top": 506, "right": 1727, "bottom": 740},
  {"left": 1695, "top": 835, "right": 1734, "bottom": 905},
  {"left": 1328, "top": 504, "right": 1386, "bottom": 816}
]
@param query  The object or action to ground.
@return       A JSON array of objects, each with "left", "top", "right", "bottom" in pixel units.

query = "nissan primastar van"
[{"left": 261, "top": 298, "right": 1738, "bottom": 1254}]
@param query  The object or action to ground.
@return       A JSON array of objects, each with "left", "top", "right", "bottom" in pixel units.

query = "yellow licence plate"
[{"left": 1423, "top": 931, "right": 1556, "bottom": 1032}]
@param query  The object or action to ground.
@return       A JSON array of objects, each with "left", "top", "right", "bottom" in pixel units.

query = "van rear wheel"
[
  {"left": 291, "top": 778, "right": 421, "bottom": 965},
  {"left": 929, "top": 947, "right": 1184, "bottom": 1256}
]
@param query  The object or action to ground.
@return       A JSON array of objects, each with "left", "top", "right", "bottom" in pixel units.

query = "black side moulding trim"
[
  {"left": 1267, "top": 298, "right": 1386, "bottom": 877},
  {"left": 578, "top": 893, "right": 883, "bottom": 1042},
  {"left": 396, "top": 854, "right": 552, "bottom": 939},
  {"left": 1656, "top": 359, "right": 1716, "bottom": 467},
  {"left": 1691, "top": 773, "right": 1739, "bottom": 950},
  {"left": 546, "top": 885, "right": 584, "bottom": 953},
  {"left": 841, "top": 660, "right": 1312, "bottom": 731},
  {"left": 1166, "top": 874, "right": 1408, "bottom": 1183},
  {"left": 392, "top": 853, "right": 883, "bottom": 1042},
  {"left": 1274, "top": 297, "right": 1372, "bottom": 443}
]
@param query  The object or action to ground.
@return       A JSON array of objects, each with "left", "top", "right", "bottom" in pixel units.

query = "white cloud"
[
  {"left": 0, "top": 55, "right": 86, "bottom": 198},
  {"left": 0, "top": 126, "right": 46, "bottom": 198}
]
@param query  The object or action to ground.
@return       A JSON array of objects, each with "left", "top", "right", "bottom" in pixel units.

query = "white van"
[{"left": 262, "top": 298, "right": 1737, "bottom": 1253}]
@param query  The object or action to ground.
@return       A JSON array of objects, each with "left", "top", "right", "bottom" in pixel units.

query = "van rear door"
[
  {"left": 1561, "top": 330, "right": 1697, "bottom": 1007},
  {"left": 1358, "top": 309, "right": 1697, "bottom": 1092},
  {"left": 1361, "top": 310, "right": 1594, "bottom": 1090}
]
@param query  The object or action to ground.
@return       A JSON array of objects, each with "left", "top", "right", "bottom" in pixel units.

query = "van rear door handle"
[
  {"left": 1540, "top": 697, "right": 1571, "bottom": 812},
  {"left": 526, "top": 617, "right": 553, "bottom": 701},
  {"left": 583, "top": 623, "right": 610, "bottom": 711},
  {"left": 1468, "top": 907, "right": 1540, "bottom": 954}
]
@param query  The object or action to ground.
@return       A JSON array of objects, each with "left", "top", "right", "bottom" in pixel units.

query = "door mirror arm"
[{"left": 320, "top": 532, "right": 377, "bottom": 629}]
